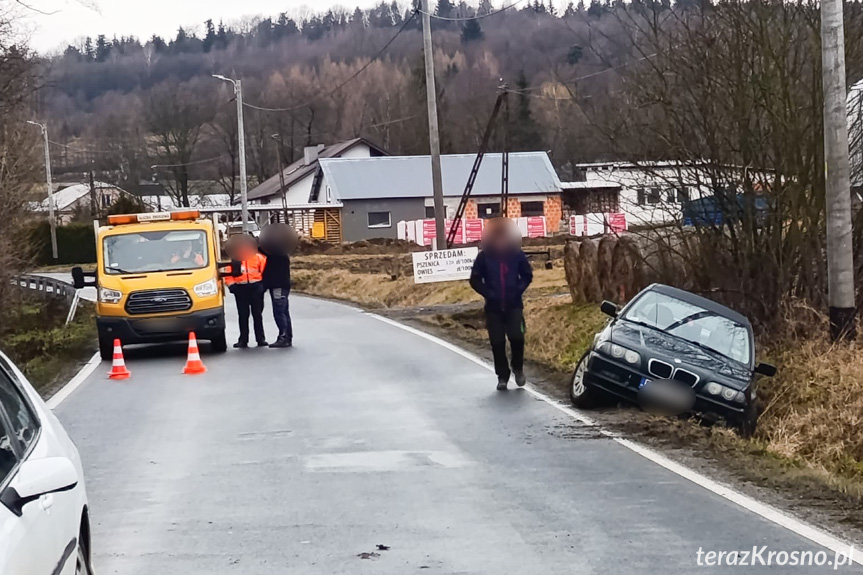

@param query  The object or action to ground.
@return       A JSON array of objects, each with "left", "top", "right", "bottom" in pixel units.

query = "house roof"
[
  {"left": 319, "top": 152, "right": 562, "bottom": 201},
  {"left": 247, "top": 138, "right": 387, "bottom": 201},
  {"left": 34, "top": 182, "right": 120, "bottom": 212}
]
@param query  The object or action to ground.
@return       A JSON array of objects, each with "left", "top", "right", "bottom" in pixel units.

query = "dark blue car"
[{"left": 683, "top": 193, "right": 768, "bottom": 227}]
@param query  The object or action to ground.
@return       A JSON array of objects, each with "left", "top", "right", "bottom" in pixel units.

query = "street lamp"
[
  {"left": 212, "top": 74, "right": 250, "bottom": 233},
  {"left": 27, "top": 121, "right": 58, "bottom": 259}
]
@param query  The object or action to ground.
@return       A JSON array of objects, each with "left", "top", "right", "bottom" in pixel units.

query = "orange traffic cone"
[
  {"left": 107, "top": 339, "right": 131, "bottom": 380},
  {"left": 183, "top": 332, "right": 207, "bottom": 375}
]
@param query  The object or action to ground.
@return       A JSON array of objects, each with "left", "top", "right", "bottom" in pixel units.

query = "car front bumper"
[
  {"left": 583, "top": 351, "right": 746, "bottom": 418},
  {"left": 96, "top": 308, "right": 226, "bottom": 344}
]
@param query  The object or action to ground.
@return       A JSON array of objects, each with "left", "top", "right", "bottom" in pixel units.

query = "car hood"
[{"left": 610, "top": 320, "right": 752, "bottom": 388}]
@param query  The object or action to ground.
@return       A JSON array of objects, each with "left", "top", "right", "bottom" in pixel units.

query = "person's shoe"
[
  {"left": 497, "top": 378, "right": 508, "bottom": 391},
  {"left": 514, "top": 371, "right": 527, "bottom": 387},
  {"left": 256, "top": 340, "right": 269, "bottom": 347},
  {"left": 269, "top": 339, "right": 290, "bottom": 348},
  {"left": 233, "top": 341, "right": 248, "bottom": 349}
]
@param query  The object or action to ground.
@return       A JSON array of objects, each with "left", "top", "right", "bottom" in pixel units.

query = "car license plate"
[
  {"left": 638, "top": 377, "right": 651, "bottom": 389},
  {"left": 140, "top": 318, "right": 179, "bottom": 332}
]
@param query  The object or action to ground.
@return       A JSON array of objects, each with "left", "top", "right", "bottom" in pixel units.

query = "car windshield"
[
  {"left": 103, "top": 230, "right": 209, "bottom": 274},
  {"left": 623, "top": 290, "right": 751, "bottom": 365}
]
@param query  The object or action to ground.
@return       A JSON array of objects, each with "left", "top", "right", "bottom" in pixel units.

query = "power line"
[
  {"left": 418, "top": 0, "right": 528, "bottom": 21},
  {"left": 150, "top": 155, "right": 228, "bottom": 169},
  {"left": 48, "top": 140, "right": 118, "bottom": 154},
  {"left": 244, "top": 10, "right": 418, "bottom": 114}
]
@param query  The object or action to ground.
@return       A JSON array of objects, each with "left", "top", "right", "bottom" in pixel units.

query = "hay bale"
[
  {"left": 579, "top": 239, "right": 602, "bottom": 303},
  {"left": 597, "top": 236, "right": 618, "bottom": 301},
  {"left": 563, "top": 240, "right": 585, "bottom": 304},
  {"left": 611, "top": 236, "right": 645, "bottom": 302}
]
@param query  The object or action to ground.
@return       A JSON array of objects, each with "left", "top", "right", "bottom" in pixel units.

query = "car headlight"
[
  {"left": 194, "top": 279, "right": 219, "bottom": 297},
  {"left": 99, "top": 287, "right": 122, "bottom": 304},
  {"left": 704, "top": 382, "right": 746, "bottom": 404},
  {"left": 598, "top": 342, "right": 642, "bottom": 365}
]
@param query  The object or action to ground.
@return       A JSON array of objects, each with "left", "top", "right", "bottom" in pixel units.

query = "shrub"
[{"left": 28, "top": 221, "right": 97, "bottom": 265}]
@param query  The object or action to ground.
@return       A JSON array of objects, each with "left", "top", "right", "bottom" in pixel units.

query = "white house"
[
  {"left": 31, "top": 181, "right": 128, "bottom": 224},
  {"left": 247, "top": 138, "right": 388, "bottom": 207}
]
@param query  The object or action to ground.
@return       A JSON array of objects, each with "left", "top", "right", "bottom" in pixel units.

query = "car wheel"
[
  {"left": 210, "top": 330, "right": 228, "bottom": 353},
  {"left": 732, "top": 402, "right": 759, "bottom": 438},
  {"left": 75, "top": 537, "right": 92, "bottom": 575},
  {"left": 570, "top": 352, "right": 600, "bottom": 408}
]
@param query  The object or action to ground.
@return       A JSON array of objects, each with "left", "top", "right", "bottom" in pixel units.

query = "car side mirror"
[
  {"left": 755, "top": 362, "right": 777, "bottom": 377},
  {"left": 218, "top": 261, "right": 241, "bottom": 278},
  {"left": 0, "top": 457, "right": 78, "bottom": 517},
  {"left": 600, "top": 300, "right": 619, "bottom": 318}
]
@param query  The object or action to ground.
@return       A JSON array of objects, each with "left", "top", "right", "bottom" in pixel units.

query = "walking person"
[
  {"left": 224, "top": 234, "right": 268, "bottom": 348},
  {"left": 469, "top": 218, "right": 534, "bottom": 390},
  {"left": 259, "top": 224, "right": 294, "bottom": 348}
]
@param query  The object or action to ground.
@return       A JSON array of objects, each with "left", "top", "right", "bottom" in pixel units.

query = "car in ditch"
[{"left": 569, "top": 284, "right": 776, "bottom": 436}]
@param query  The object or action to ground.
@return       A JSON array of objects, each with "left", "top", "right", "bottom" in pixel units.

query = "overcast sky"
[{"left": 23, "top": 0, "right": 382, "bottom": 54}]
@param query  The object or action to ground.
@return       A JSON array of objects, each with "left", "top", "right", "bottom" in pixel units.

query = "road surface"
[{"left": 54, "top": 296, "right": 860, "bottom": 574}]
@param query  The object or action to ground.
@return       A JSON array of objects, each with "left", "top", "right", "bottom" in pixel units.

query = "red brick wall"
[
  {"left": 544, "top": 195, "right": 563, "bottom": 233},
  {"left": 506, "top": 197, "right": 522, "bottom": 218},
  {"left": 464, "top": 200, "right": 478, "bottom": 219}
]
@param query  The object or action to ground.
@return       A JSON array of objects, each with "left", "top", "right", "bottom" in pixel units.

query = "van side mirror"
[
  {"left": 755, "top": 362, "right": 777, "bottom": 377},
  {"left": 0, "top": 457, "right": 77, "bottom": 517},
  {"left": 600, "top": 300, "right": 619, "bottom": 318},
  {"left": 218, "top": 261, "right": 241, "bottom": 278},
  {"left": 71, "top": 267, "right": 96, "bottom": 289}
]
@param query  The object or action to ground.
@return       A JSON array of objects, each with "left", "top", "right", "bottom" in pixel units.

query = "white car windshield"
[
  {"left": 623, "top": 290, "right": 751, "bottom": 365},
  {"left": 103, "top": 230, "right": 209, "bottom": 274}
]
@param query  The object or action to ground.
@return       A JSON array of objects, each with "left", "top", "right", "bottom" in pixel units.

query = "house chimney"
[{"left": 304, "top": 144, "right": 325, "bottom": 166}]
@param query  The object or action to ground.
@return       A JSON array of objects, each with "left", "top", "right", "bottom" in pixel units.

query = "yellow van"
[{"left": 73, "top": 210, "right": 237, "bottom": 360}]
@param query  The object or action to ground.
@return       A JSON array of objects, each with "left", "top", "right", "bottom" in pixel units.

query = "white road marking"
[
  {"left": 367, "top": 312, "right": 863, "bottom": 563},
  {"left": 46, "top": 352, "right": 101, "bottom": 410}
]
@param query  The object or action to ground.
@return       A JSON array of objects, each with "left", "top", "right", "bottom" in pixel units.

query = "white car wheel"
[{"left": 571, "top": 356, "right": 588, "bottom": 398}]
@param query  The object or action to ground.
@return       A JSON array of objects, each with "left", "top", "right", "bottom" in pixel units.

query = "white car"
[{"left": 0, "top": 351, "right": 92, "bottom": 574}]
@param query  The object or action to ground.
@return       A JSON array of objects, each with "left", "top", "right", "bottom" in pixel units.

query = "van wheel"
[
  {"left": 570, "top": 352, "right": 601, "bottom": 408},
  {"left": 210, "top": 330, "right": 228, "bottom": 353},
  {"left": 99, "top": 336, "right": 113, "bottom": 362}
]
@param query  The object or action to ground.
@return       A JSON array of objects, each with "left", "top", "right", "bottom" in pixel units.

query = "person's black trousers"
[
  {"left": 233, "top": 282, "right": 266, "bottom": 344},
  {"left": 485, "top": 307, "right": 525, "bottom": 381},
  {"left": 270, "top": 287, "right": 293, "bottom": 343}
]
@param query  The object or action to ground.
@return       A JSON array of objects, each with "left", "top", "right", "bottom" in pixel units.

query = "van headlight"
[
  {"left": 194, "top": 279, "right": 219, "bottom": 297},
  {"left": 99, "top": 287, "right": 122, "bottom": 304},
  {"left": 597, "top": 342, "right": 642, "bottom": 365}
]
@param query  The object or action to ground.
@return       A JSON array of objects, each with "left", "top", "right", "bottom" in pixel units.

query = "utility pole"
[
  {"left": 89, "top": 170, "right": 97, "bottom": 220},
  {"left": 28, "top": 121, "right": 58, "bottom": 260},
  {"left": 820, "top": 0, "right": 856, "bottom": 340},
  {"left": 213, "top": 75, "right": 250, "bottom": 233},
  {"left": 421, "top": 0, "right": 446, "bottom": 249},
  {"left": 271, "top": 133, "right": 288, "bottom": 222}
]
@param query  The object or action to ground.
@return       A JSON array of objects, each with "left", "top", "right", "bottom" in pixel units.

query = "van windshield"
[{"left": 103, "top": 230, "right": 209, "bottom": 274}]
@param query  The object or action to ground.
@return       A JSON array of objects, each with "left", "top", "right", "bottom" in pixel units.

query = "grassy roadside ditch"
[
  {"left": 1, "top": 293, "right": 97, "bottom": 398},
  {"left": 293, "top": 253, "right": 863, "bottom": 536}
]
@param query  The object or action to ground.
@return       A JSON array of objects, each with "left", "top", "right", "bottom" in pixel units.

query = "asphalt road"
[{"left": 53, "top": 295, "right": 861, "bottom": 574}]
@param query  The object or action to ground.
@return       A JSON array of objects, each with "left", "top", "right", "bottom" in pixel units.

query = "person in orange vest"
[{"left": 224, "top": 245, "right": 268, "bottom": 348}]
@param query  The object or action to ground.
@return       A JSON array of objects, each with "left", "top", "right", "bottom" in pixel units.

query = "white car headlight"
[
  {"left": 194, "top": 279, "right": 219, "bottom": 297},
  {"left": 705, "top": 382, "right": 746, "bottom": 404},
  {"left": 623, "top": 350, "right": 641, "bottom": 365},
  {"left": 99, "top": 287, "right": 122, "bottom": 304},
  {"left": 598, "top": 342, "right": 641, "bottom": 365}
]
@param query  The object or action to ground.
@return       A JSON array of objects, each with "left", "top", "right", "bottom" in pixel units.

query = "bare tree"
[{"left": 144, "top": 80, "right": 216, "bottom": 207}]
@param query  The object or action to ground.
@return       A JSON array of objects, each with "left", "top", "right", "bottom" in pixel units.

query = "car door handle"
[{"left": 39, "top": 494, "right": 54, "bottom": 512}]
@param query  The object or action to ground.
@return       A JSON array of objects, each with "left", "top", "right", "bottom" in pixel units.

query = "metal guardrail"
[{"left": 12, "top": 274, "right": 82, "bottom": 325}]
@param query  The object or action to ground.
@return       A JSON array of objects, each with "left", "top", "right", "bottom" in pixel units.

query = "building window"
[
  {"left": 478, "top": 202, "right": 501, "bottom": 219},
  {"left": 677, "top": 187, "right": 690, "bottom": 203},
  {"left": 648, "top": 188, "right": 662, "bottom": 204},
  {"left": 637, "top": 188, "right": 646, "bottom": 205},
  {"left": 521, "top": 201, "right": 545, "bottom": 217},
  {"left": 367, "top": 211, "right": 392, "bottom": 228},
  {"left": 102, "top": 193, "right": 111, "bottom": 208}
]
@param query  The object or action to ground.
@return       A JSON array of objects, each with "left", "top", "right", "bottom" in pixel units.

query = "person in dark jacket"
[
  {"left": 258, "top": 224, "right": 295, "bottom": 348},
  {"left": 469, "top": 219, "right": 533, "bottom": 390}
]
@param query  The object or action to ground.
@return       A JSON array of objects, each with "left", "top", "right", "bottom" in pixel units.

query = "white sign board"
[{"left": 412, "top": 247, "right": 479, "bottom": 284}]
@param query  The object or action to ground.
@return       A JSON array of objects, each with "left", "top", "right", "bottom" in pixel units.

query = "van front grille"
[{"left": 125, "top": 289, "right": 192, "bottom": 315}]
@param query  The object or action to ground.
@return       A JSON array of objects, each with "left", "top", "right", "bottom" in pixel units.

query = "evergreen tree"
[
  {"left": 350, "top": 7, "right": 366, "bottom": 29},
  {"left": 478, "top": 0, "right": 495, "bottom": 14},
  {"left": 510, "top": 72, "right": 543, "bottom": 152},
  {"left": 95, "top": 34, "right": 111, "bottom": 62},
  {"left": 587, "top": 0, "right": 604, "bottom": 17},
  {"left": 391, "top": 1, "right": 404, "bottom": 25},
  {"left": 203, "top": 19, "right": 216, "bottom": 53},
  {"left": 461, "top": 19, "right": 484, "bottom": 43},
  {"left": 83, "top": 36, "right": 94, "bottom": 60},
  {"left": 216, "top": 22, "right": 228, "bottom": 50},
  {"left": 564, "top": 1, "right": 577, "bottom": 16},
  {"left": 436, "top": 0, "right": 455, "bottom": 18},
  {"left": 566, "top": 45, "right": 583, "bottom": 64},
  {"left": 149, "top": 34, "right": 167, "bottom": 53},
  {"left": 576, "top": 0, "right": 586, "bottom": 12}
]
